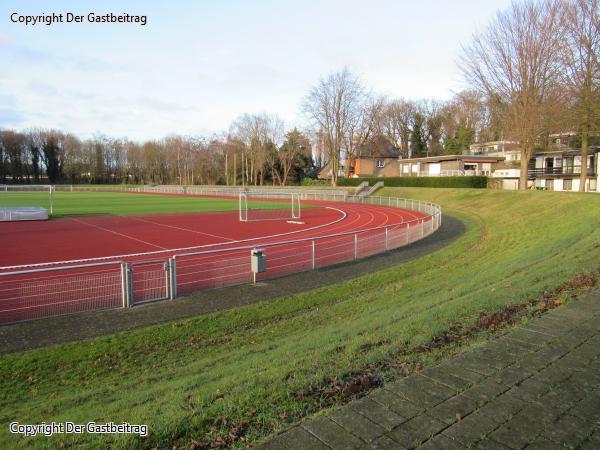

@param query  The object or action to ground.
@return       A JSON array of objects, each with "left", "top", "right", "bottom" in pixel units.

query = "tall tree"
[
  {"left": 230, "top": 113, "right": 284, "bottom": 186},
  {"left": 0, "top": 130, "right": 27, "bottom": 182},
  {"left": 423, "top": 99, "right": 445, "bottom": 155},
  {"left": 461, "top": 0, "right": 566, "bottom": 189},
  {"left": 381, "top": 99, "right": 415, "bottom": 158},
  {"left": 441, "top": 90, "right": 486, "bottom": 153},
  {"left": 41, "top": 133, "right": 63, "bottom": 183},
  {"left": 279, "top": 129, "right": 311, "bottom": 185},
  {"left": 562, "top": 0, "right": 600, "bottom": 191},
  {"left": 302, "top": 68, "right": 367, "bottom": 186},
  {"left": 343, "top": 95, "right": 385, "bottom": 176},
  {"left": 410, "top": 111, "right": 428, "bottom": 158}
]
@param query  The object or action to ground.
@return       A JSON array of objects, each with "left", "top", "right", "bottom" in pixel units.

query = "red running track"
[{"left": 0, "top": 196, "right": 431, "bottom": 324}]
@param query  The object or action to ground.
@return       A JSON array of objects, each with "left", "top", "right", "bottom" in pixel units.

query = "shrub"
[
  {"left": 337, "top": 176, "right": 488, "bottom": 188},
  {"left": 301, "top": 178, "right": 330, "bottom": 187}
]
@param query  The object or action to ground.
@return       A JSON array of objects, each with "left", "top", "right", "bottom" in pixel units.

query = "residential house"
[
  {"left": 316, "top": 161, "right": 344, "bottom": 180},
  {"left": 348, "top": 135, "right": 400, "bottom": 177},
  {"left": 467, "top": 140, "right": 521, "bottom": 162},
  {"left": 398, "top": 154, "right": 505, "bottom": 177},
  {"left": 529, "top": 147, "right": 599, "bottom": 192}
]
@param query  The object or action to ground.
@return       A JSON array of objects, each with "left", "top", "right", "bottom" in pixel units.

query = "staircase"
[{"left": 361, "top": 181, "right": 384, "bottom": 197}]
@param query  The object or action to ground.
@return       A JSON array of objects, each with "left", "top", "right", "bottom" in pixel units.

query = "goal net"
[
  {"left": 0, "top": 185, "right": 53, "bottom": 221},
  {"left": 239, "top": 191, "right": 301, "bottom": 222}
]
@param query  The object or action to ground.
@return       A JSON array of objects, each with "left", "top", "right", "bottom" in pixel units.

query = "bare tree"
[
  {"left": 230, "top": 113, "right": 284, "bottom": 185},
  {"left": 309, "top": 128, "right": 328, "bottom": 170},
  {"left": 261, "top": 115, "right": 285, "bottom": 185},
  {"left": 440, "top": 90, "right": 487, "bottom": 153},
  {"left": 422, "top": 99, "right": 445, "bottom": 155},
  {"left": 562, "top": 0, "right": 600, "bottom": 191},
  {"left": 344, "top": 95, "right": 385, "bottom": 176},
  {"left": 461, "top": 0, "right": 566, "bottom": 189},
  {"left": 302, "top": 68, "right": 367, "bottom": 186},
  {"left": 381, "top": 99, "right": 416, "bottom": 158}
]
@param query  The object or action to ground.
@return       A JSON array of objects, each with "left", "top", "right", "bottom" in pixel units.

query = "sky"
[{"left": 0, "top": 0, "right": 513, "bottom": 141}]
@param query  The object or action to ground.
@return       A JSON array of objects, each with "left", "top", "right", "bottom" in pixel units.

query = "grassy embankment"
[{"left": 0, "top": 188, "right": 598, "bottom": 449}]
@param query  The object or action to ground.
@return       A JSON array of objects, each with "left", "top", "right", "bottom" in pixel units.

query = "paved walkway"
[{"left": 259, "top": 289, "right": 600, "bottom": 449}]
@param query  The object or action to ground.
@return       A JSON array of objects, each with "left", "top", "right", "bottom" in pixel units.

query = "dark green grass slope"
[
  {"left": 0, "top": 188, "right": 598, "bottom": 449},
  {"left": 0, "top": 191, "right": 300, "bottom": 217}
]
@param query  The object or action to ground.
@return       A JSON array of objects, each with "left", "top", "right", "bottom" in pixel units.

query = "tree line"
[
  {"left": 1, "top": 0, "right": 598, "bottom": 190},
  {"left": 0, "top": 126, "right": 312, "bottom": 186},
  {"left": 0, "top": 89, "right": 511, "bottom": 186}
]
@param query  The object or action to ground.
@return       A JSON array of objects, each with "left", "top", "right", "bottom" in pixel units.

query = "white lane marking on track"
[
  {"left": 0, "top": 207, "right": 348, "bottom": 270},
  {"left": 1, "top": 202, "right": 428, "bottom": 271},
  {"left": 304, "top": 205, "right": 375, "bottom": 248},
  {"left": 70, "top": 218, "right": 168, "bottom": 250},
  {"left": 126, "top": 215, "right": 237, "bottom": 242}
]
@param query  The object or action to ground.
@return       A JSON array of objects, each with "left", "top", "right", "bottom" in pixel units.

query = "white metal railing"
[
  {"left": 416, "top": 170, "right": 490, "bottom": 177},
  {"left": 52, "top": 184, "right": 349, "bottom": 198},
  {"left": 0, "top": 188, "right": 442, "bottom": 325}
]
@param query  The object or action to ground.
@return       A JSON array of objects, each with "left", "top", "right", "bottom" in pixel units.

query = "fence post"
[
  {"left": 421, "top": 220, "right": 425, "bottom": 238},
  {"left": 354, "top": 234, "right": 358, "bottom": 259},
  {"left": 406, "top": 223, "right": 410, "bottom": 244},
  {"left": 385, "top": 227, "right": 388, "bottom": 251},
  {"left": 121, "top": 262, "right": 132, "bottom": 308},
  {"left": 311, "top": 240, "right": 316, "bottom": 270},
  {"left": 163, "top": 260, "right": 170, "bottom": 299},
  {"left": 49, "top": 186, "right": 53, "bottom": 215},
  {"left": 169, "top": 257, "right": 177, "bottom": 299}
]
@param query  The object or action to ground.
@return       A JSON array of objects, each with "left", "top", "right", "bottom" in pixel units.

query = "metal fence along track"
[{"left": 0, "top": 190, "right": 442, "bottom": 325}]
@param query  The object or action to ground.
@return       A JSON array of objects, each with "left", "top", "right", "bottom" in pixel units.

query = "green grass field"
[
  {"left": 0, "top": 191, "right": 300, "bottom": 217},
  {"left": 0, "top": 188, "right": 598, "bottom": 449}
]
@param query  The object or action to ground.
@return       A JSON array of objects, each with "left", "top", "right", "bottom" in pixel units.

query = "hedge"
[{"left": 337, "top": 176, "right": 488, "bottom": 188}]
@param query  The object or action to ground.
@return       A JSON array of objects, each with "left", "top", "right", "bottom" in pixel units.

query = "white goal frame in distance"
[
  {"left": 0, "top": 184, "right": 54, "bottom": 214},
  {"left": 239, "top": 191, "right": 301, "bottom": 222}
]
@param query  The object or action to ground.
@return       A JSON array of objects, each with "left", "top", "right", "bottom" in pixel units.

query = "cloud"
[
  {"left": 218, "top": 64, "right": 288, "bottom": 91},
  {"left": 131, "top": 96, "right": 199, "bottom": 114},
  {"left": 0, "top": 31, "right": 9, "bottom": 48},
  {"left": 0, "top": 95, "right": 26, "bottom": 127}
]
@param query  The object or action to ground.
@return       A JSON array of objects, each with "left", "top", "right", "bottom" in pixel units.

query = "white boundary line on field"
[
  {"left": 125, "top": 215, "right": 237, "bottom": 242},
  {"left": 71, "top": 218, "right": 169, "bottom": 250}
]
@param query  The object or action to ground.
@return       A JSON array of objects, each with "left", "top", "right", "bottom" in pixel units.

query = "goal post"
[
  {"left": 239, "top": 191, "right": 301, "bottom": 222},
  {"left": 0, "top": 185, "right": 53, "bottom": 221}
]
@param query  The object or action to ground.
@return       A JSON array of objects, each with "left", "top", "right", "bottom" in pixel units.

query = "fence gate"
[{"left": 130, "top": 260, "right": 171, "bottom": 305}]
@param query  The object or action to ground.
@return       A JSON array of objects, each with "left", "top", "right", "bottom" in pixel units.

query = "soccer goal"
[
  {"left": 0, "top": 185, "right": 53, "bottom": 221},
  {"left": 239, "top": 191, "right": 301, "bottom": 222}
]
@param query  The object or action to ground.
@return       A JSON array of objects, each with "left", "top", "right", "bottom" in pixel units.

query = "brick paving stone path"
[{"left": 258, "top": 289, "right": 600, "bottom": 449}]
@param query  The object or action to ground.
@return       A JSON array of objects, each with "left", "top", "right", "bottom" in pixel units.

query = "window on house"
[
  {"left": 376, "top": 160, "right": 384, "bottom": 168},
  {"left": 563, "top": 179, "right": 572, "bottom": 191}
]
